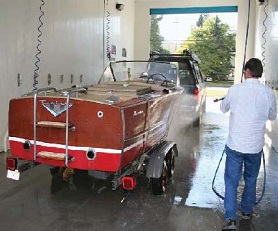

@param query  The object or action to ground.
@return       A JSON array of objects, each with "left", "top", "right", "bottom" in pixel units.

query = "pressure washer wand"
[{"left": 213, "top": 97, "right": 225, "bottom": 103}]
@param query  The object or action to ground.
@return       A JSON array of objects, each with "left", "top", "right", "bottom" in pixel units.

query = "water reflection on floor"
[
  {"left": 169, "top": 97, "right": 228, "bottom": 210},
  {"left": 179, "top": 97, "right": 277, "bottom": 215}
]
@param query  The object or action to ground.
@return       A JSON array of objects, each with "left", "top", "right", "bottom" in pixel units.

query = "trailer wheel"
[
  {"left": 166, "top": 150, "right": 175, "bottom": 178},
  {"left": 49, "top": 166, "right": 60, "bottom": 176},
  {"left": 50, "top": 167, "right": 65, "bottom": 195},
  {"left": 193, "top": 116, "right": 200, "bottom": 127},
  {"left": 150, "top": 161, "right": 167, "bottom": 195}
]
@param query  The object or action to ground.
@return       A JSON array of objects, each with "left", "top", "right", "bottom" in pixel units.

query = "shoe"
[
  {"left": 241, "top": 212, "right": 252, "bottom": 220},
  {"left": 222, "top": 219, "right": 237, "bottom": 230}
]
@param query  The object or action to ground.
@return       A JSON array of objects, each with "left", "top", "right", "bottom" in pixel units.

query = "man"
[{"left": 220, "top": 58, "right": 277, "bottom": 230}]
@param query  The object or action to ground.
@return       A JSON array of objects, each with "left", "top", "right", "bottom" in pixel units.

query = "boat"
[{"left": 7, "top": 60, "right": 183, "bottom": 194}]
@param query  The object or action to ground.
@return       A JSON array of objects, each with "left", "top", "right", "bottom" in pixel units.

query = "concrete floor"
[{"left": 0, "top": 97, "right": 277, "bottom": 231}]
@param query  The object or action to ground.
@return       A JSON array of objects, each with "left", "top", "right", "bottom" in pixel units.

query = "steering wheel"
[
  {"left": 146, "top": 73, "right": 166, "bottom": 83},
  {"left": 179, "top": 70, "right": 187, "bottom": 77},
  {"left": 140, "top": 72, "right": 148, "bottom": 79}
]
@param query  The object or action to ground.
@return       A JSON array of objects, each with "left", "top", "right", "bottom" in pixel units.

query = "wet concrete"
[{"left": 0, "top": 97, "right": 278, "bottom": 231}]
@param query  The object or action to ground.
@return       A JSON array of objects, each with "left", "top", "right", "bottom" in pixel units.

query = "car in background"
[
  {"left": 150, "top": 50, "right": 206, "bottom": 127},
  {"left": 206, "top": 77, "right": 213, "bottom": 82}
]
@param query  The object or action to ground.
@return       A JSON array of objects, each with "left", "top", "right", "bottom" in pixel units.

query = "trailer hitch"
[{"left": 121, "top": 176, "right": 136, "bottom": 203}]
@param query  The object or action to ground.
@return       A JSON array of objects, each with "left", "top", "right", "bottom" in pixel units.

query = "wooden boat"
[{"left": 7, "top": 60, "right": 183, "bottom": 194}]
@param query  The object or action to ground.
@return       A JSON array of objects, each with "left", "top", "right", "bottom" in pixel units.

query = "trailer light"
[
  {"left": 193, "top": 87, "right": 199, "bottom": 100},
  {"left": 193, "top": 87, "right": 199, "bottom": 96},
  {"left": 6, "top": 157, "right": 17, "bottom": 171},
  {"left": 86, "top": 149, "right": 96, "bottom": 160},
  {"left": 23, "top": 140, "right": 31, "bottom": 151},
  {"left": 122, "top": 176, "right": 136, "bottom": 190}
]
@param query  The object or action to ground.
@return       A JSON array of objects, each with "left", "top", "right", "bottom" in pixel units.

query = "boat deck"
[{"left": 30, "top": 80, "right": 171, "bottom": 104}]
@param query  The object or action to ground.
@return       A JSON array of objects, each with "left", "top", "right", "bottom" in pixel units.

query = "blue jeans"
[{"left": 224, "top": 145, "right": 262, "bottom": 221}]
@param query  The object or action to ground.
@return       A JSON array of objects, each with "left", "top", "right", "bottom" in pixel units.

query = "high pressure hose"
[
  {"left": 104, "top": 0, "right": 111, "bottom": 60},
  {"left": 261, "top": 1, "right": 269, "bottom": 69},
  {"left": 33, "top": 0, "right": 45, "bottom": 91},
  {"left": 212, "top": 147, "right": 266, "bottom": 205},
  {"left": 211, "top": 147, "right": 226, "bottom": 200}
]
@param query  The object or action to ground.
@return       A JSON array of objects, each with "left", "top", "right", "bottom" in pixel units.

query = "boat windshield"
[{"left": 98, "top": 61, "right": 178, "bottom": 86}]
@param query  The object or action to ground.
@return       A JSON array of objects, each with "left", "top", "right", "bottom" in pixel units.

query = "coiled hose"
[
  {"left": 33, "top": 0, "right": 45, "bottom": 91},
  {"left": 106, "top": 10, "right": 111, "bottom": 59},
  {"left": 261, "top": 1, "right": 269, "bottom": 69}
]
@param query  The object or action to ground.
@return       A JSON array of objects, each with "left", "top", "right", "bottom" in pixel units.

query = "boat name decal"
[
  {"left": 40, "top": 100, "right": 73, "bottom": 117},
  {"left": 133, "top": 110, "right": 143, "bottom": 117}
]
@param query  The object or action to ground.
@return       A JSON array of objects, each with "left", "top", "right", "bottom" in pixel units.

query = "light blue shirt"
[{"left": 220, "top": 78, "right": 277, "bottom": 153}]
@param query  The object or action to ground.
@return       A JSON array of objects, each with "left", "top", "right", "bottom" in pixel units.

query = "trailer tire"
[
  {"left": 49, "top": 166, "right": 60, "bottom": 176},
  {"left": 150, "top": 161, "right": 167, "bottom": 195},
  {"left": 193, "top": 116, "right": 200, "bottom": 127},
  {"left": 166, "top": 150, "right": 175, "bottom": 178}
]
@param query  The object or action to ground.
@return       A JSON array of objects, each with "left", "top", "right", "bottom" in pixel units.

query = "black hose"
[
  {"left": 212, "top": 147, "right": 266, "bottom": 206},
  {"left": 212, "top": 147, "right": 226, "bottom": 200},
  {"left": 106, "top": 10, "right": 111, "bottom": 59},
  {"left": 261, "top": 1, "right": 269, "bottom": 69}
]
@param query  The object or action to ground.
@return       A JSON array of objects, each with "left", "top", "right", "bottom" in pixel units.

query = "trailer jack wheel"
[{"left": 150, "top": 161, "right": 167, "bottom": 195}]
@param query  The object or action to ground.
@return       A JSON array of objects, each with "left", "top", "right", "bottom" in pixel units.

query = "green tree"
[
  {"left": 177, "top": 16, "right": 235, "bottom": 80},
  {"left": 150, "top": 15, "right": 169, "bottom": 54},
  {"left": 196, "top": 13, "right": 209, "bottom": 28}
]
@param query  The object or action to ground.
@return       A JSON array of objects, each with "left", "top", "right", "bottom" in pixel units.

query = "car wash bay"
[{"left": 0, "top": 97, "right": 277, "bottom": 231}]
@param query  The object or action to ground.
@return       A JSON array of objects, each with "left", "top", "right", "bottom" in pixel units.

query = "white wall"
[
  {"left": 0, "top": 0, "right": 135, "bottom": 152},
  {"left": 1, "top": 0, "right": 278, "bottom": 152},
  {"left": 257, "top": 0, "right": 278, "bottom": 151},
  {"left": 255, "top": 0, "right": 278, "bottom": 87}
]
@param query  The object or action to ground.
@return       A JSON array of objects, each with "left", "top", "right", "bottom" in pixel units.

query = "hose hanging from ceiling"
[
  {"left": 261, "top": 1, "right": 269, "bottom": 70},
  {"left": 33, "top": 0, "right": 45, "bottom": 91},
  {"left": 103, "top": 0, "right": 111, "bottom": 60},
  {"left": 240, "top": 0, "right": 251, "bottom": 83},
  {"left": 106, "top": 10, "right": 111, "bottom": 59}
]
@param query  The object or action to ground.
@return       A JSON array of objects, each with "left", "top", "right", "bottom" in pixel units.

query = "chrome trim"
[
  {"left": 40, "top": 100, "right": 73, "bottom": 117},
  {"left": 33, "top": 87, "right": 58, "bottom": 161},
  {"left": 65, "top": 94, "right": 70, "bottom": 166},
  {"left": 59, "top": 87, "right": 87, "bottom": 97},
  {"left": 23, "top": 140, "right": 32, "bottom": 151},
  {"left": 97, "top": 111, "right": 104, "bottom": 118},
  {"left": 86, "top": 148, "right": 97, "bottom": 160}
]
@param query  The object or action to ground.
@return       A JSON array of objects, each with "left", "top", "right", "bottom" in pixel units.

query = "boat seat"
[{"left": 62, "top": 81, "right": 166, "bottom": 104}]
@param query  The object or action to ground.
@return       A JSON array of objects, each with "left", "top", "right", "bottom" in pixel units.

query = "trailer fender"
[{"left": 146, "top": 141, "right": 178, "bottom": 178}]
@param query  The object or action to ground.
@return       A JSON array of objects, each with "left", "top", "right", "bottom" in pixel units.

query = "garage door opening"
[{"left": 150, "top": 7, "right": 238, "bottom": 83}]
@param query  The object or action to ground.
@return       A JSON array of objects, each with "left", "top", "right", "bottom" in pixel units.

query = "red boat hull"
[{"left": 9, "top": 81, "right": 181, "bottom": 173}]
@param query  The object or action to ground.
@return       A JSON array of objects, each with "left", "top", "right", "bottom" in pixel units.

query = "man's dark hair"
[{"left": 244, "top": 58, "right": 263, "bottom": 77}]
